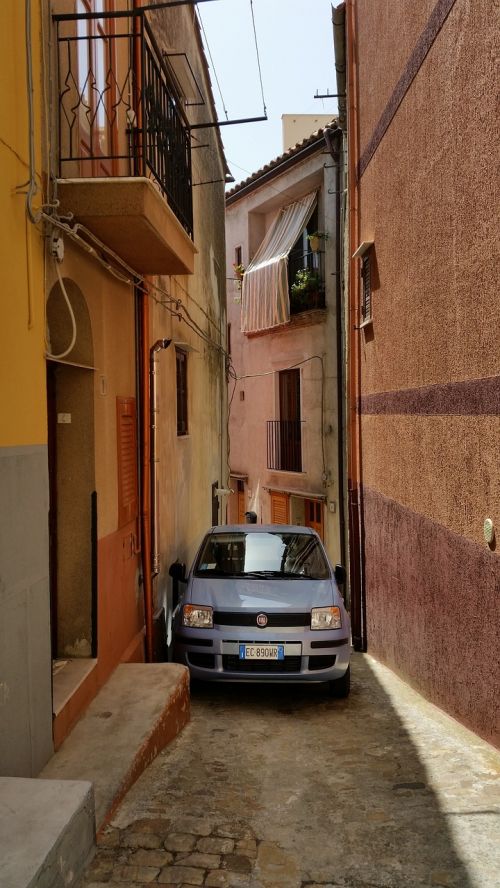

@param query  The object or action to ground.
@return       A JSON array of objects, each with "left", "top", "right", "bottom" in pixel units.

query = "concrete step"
[
  {"left": 0, "top": 777, "right": 95, "bottom": 888},
  {"left": 0, "top": 662, "right": 189, "bottom": 888},
  {"left": 40, "top": 663, "right": 190, "bottom": 829}
]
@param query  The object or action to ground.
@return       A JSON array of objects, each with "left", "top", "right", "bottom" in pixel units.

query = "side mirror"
[
  {"left": 334, "top": 564, "right": 346, "bottom": 586},
  {"left": 169, "top": 561, "right": 187, "bottom": 583}
]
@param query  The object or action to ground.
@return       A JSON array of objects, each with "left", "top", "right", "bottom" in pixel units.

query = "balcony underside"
[{"left": 57, "top": 177, "right": 197, "bottom": 275}]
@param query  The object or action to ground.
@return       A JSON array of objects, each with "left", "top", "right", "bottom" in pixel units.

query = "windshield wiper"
[{"left": 239, "top": 570, "right": 285, "bottom": 578}]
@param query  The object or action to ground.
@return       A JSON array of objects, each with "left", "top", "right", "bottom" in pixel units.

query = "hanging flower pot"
[{"left": 307, "top": 232, "right": 329, "bottom": 253}]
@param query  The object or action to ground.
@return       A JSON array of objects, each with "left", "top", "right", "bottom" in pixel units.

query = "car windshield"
[{"left": 194, "top": 531, "right": 330, "bottom": 580}]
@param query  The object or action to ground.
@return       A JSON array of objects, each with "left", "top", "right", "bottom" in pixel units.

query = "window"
[
  {"left": 176, "top": 348, "right": 188, "bottom": 435},
  {"left": 77, "top": 0, "right": 116, "bottom": 177},
  {"left": 361, "top": 252, "right": 372, "bottom": 323},
  {"left": 235, "top": 245, "right": 242, "bottom": 267},
  {"left": 353, "top": 241, "right": 374, "bottom": 326},
  {"left": 241, "top": 191, "right": 317, "bottom": 333}
]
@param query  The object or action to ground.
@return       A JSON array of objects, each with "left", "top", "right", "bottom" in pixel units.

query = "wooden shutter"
[
  {"left": 116, "top": 397, "right": 138, "bottom": 528},
  {"left": 270, "top": 491, "right": 289, "bottom": 525},
  {"left": 361, "top": 253, "right": 372, "bottom": 322},
  {"left": 176, "top": 348, "right": 188, "bottom": 435}
]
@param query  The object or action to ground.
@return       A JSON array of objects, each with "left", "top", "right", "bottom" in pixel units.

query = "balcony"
[
  {"left": 288, "top": 250, "right": 325, "bottom": 315},
  {"left": 54, "top": 8, "right": 196, "bottom": 275},
  {"left": 267, "top": 420, "right": 303, "bottom": 473}
]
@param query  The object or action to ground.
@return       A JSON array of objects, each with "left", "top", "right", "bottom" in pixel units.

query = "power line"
[
  {"left": 249, "top": 0, "right": 267, "bottom": 117},
  {"left": 196, "top": 7, "right": 229, "bottom": 120}
]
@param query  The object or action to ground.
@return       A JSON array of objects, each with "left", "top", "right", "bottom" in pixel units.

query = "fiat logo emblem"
[{"left": 256, "top": 613, "right": 268, "bottom": 627}]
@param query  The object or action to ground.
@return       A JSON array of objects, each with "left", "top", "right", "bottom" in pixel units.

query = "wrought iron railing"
[
  {"left": 267, "top": 420, "right": 303, "bottom": 473},
  {"left": 288, "top": 250, "right": 325, "bottom": 314},
  {"left": 54, "top": 9, "right": 193, "bottom": 237}
]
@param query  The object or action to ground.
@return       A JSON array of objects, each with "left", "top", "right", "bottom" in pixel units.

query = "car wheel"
[{"left": 328, "top": 665, "right": 351, "bottom": 698}]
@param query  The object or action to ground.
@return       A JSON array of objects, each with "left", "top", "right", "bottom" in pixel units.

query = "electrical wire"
[
  {"left": 46, "top": 261, "right": 78, "bottom": 360},
  {"left": 230, "top": 355, "right": 327, "bottom": 479},
  {"left": 196, "top": 8, "right": 229, "bottom": 121},
  {"left": 249, "top": 0, "right": 267, "bottom": 117},
  {"left": 24, "top": 0, "right": 41, "bottom": 224}
]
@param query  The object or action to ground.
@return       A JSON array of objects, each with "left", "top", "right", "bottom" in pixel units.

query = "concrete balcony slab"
[{"left": 57, "top": 177, "right": 197, "bottom": 275}]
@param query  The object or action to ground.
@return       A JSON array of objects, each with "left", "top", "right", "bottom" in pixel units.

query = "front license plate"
[{"left": 239, "top": 644, "right": 285, "bottom": 660}]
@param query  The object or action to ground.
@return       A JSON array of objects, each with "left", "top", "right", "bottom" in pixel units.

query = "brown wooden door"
[
  {"left": 278, "top": 369, "right": 302, "bottom": 471},
  {"left": 237, "top": 480, "right": 246, "bottom": 523},
  {"left": 305, "top": 498, "right": 324, "bottom": 541}
]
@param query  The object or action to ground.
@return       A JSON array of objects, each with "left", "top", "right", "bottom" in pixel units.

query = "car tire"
[{"left": 328, "top": 664, "right": 351, "bottom": 698}]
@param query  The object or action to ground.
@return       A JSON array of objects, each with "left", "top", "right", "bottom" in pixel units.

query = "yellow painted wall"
[{"left": 0, "top": 1, "right": 47, "bottom": 446}]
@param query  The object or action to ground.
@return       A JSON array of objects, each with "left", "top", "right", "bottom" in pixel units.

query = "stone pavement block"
[
  {"left": 222, "top": 853, "right": 252, "bottom": 874},
  {"left": 164, "top": 832, "right": 197, "bottom": 852},
  {"left": 205, "top": 871, "right": 251, "bottom": 887},
  {"left": 157, "top": 864, "right": 205, "bottom": 884},
  {"left": 128, "top": 848, "right": 174, "bottom": 867},
  {"left": 196, "top": 836, "right": 235, "bottom": 854},
  {"left": 121, "top": 831, "right": 162, "bottom": 849},
  {"left": 175, "top": 851, "right": 220, "bottom": 868},
  {"left": 111, "top": 863, "right": 160, "bottom": 882}
]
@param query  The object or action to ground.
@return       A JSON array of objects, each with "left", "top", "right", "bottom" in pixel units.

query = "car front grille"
[
  {"left": 222, "top": 655, "right": 302, "bottom": 674},
  {"left": 214, "top": 611, "right": 309, "bottom": 628}
]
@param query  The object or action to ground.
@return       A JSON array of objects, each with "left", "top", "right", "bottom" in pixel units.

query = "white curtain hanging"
[{"left": 241, "top": 191, "right": 317, "bottom": 334}]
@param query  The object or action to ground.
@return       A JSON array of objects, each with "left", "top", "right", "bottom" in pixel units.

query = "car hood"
[{"left": 188, "top": 576, "right": 335, "bottom": 610}]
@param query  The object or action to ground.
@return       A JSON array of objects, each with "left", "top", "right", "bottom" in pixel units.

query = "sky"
[{"left": 196, "top": 0, "right": 340, "bottom": 187}]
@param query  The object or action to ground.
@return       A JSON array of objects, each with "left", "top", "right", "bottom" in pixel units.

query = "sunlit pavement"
[{"left": 79, "top": 653, "right": 500, "bottom": 888}]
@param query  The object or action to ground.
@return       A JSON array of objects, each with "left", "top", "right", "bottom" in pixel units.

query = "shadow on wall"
[{"left": 188, "top": 655, "right": 474, "bottom": 887}]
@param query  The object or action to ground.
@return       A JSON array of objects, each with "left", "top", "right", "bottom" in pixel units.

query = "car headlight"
[
  {"left": 311, "top": 606, "right": 342, "bottom": 630},
  {"left": 182, "top": 604, "right": 213, "bottom": 628}
]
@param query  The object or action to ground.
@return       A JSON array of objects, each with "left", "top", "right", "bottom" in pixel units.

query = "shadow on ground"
[{"left": 82, "top": 654, "right": 494, "bottom": 887}]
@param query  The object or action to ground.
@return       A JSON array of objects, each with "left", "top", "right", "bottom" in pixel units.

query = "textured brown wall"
[
  {"left": 353, "top": 0, "right": 500, "bottom": 743},
  {"left": 363, "top": 488, "right": 500, "bottom": 747}
]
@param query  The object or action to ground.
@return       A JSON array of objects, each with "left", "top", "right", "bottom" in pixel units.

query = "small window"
[
  {"left": 235, "top": 245, "right": 242, "bottom": 267},
  {"left": 361, "top": 253, "right": 372, "bottom": 323},
  {"left": 176, "top": 348, "right": 188, "bottom": 436}
]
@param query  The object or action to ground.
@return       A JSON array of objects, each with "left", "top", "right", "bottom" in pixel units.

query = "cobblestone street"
[{"left": 78, "top": 655, "right": 500, "bottom": 888}]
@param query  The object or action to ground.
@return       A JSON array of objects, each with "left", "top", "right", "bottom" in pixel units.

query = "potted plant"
[
  {"left": 233, "top": 262, "right": 245, "bottom": 281},
  {"left": 290, "top": 268, "right": 322, "bottom": 310},
  {"left": 307, "top": 231, "right": 329, "bottom": 253}
]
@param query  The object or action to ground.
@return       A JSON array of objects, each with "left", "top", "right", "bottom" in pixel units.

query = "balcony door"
[
  {"left": 279, "top": 369, "right": 302, "bottom": 472},
  {"left": 77, "top": 0, "right": 116, "bottom": 176}
]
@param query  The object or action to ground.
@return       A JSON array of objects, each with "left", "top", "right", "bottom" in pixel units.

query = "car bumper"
[{"left": 173, "top": 628, "right": 351, "bottom": 683}]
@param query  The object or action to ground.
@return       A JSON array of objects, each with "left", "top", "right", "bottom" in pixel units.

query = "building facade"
[
  {"left": 1, "top": 0, "right": 228, "bottom": 776},
  {"left": 226, "top": 126, "right": 347, "bottom": 570},
  {"left": 342, "top": 0, "right": 499, "bottom": 745},
  {"left": 0, "top": 0, "right": 54, "bottom": 777}
]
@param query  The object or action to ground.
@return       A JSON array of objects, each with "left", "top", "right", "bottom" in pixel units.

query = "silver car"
[{"left": 170, "top": 525, "right": 351, "bottom": 696}]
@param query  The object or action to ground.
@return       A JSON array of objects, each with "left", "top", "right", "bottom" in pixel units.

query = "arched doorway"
[{"left": 46, "top": 277, "right": 96, "bottom": 662}]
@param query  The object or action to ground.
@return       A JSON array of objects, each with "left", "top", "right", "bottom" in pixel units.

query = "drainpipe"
[
  {"left": 324, "top": 124, "right": 347, "bottom": 573},
  {"left": 150, "top": 339, "right": 171, "bottom": 577},
  {"left": 139, "top": 290, "right": 155, "bottom": 662},
  {"left": 345, "top": 0, "right": 367, "bottom": 651}
]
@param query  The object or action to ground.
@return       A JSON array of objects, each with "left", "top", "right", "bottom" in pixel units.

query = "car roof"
[{"left": 208, "top": 524, "right": 318, "bottom": 535}]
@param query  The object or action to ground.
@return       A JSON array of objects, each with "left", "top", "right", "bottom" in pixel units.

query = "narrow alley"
[{"left": 78, "top": 656, "right": 500, "bottom": 888}]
